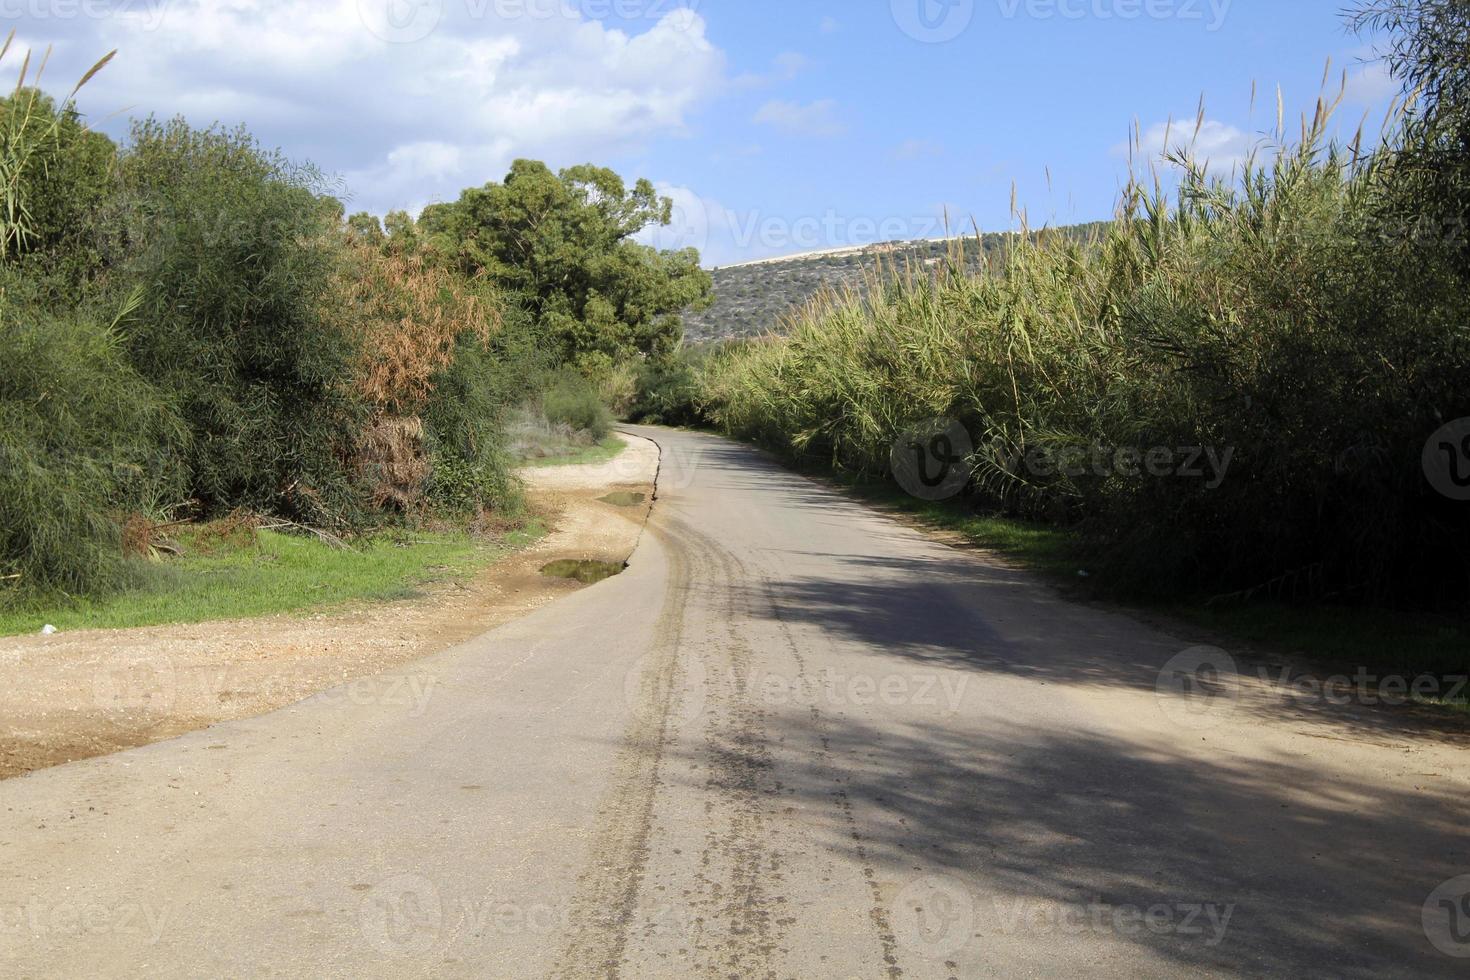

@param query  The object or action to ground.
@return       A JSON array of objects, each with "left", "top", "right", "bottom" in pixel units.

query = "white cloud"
[
  {"left": 21, "top": 0, "right": 727, "bottom": 213},
  {"left": 819, "top": 16, "right": 840, "bottom": 34},
  {"left": 636, "top": 182, "right": 717, "bottom": 255},
  {"left": 1343, "top": 60, "right": 1399, "bottom": 107},
  {"left": 1122, "top": 118, "right": 1261, "bottom": 177},
  {"left": 753, "top": 98, "right": 844, "bottom": 137}
]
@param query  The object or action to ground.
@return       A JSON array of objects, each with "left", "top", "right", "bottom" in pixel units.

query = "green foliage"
[
  {"left": 0, "top": 39, "right": 114, "bottom": 262},
  {"left": 0, "top": 47, "right": 663, "bottom": 606},
  {"left": 346, "top": 211, "right": 385, "bottom": 245},
  {"left": 428, "top": 159, "right": 712, "bottom": 362},
  {"left": 702, "top": 124, "right": 1470, "bottom": 605},
  {"left": 113, "top": 118, "right": 369, "bottom": 527},
  {"left": 0, "top": 90, "right": 115, "bottom": 285},
  {"left": 0, "top": 282, "right": 185, "bottom": 600},
  {"left": 421, "top": 321, "right": 540, "bottom": 515},
  {"left": 628, "top": 350, "right": 707, "bottom": 427},
  {"left": 1352, "top": 0, "right": 1470, "bottom": 269},
  {"left": 424, "top": 454, "right": 520, "bottom": 517},
  {"left": 539, "top": 369, "right": 613, "bottom": 441}
]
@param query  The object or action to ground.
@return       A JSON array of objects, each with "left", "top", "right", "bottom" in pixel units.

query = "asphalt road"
[{"left": 2, "top": 426, "right": 1468, "bottom": 978}]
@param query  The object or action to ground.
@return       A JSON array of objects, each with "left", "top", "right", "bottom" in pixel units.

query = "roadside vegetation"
[
  {"left": 647, "top": 0, "right": 1470, "bottom": 678},
  {"left": 0, "top": 34, "right": 706, "bottom": 623},
  {"left": 0, "top": 516, "right": 544, "bottom": 637}
]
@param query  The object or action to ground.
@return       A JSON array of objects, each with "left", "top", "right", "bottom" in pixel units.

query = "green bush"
[
  {"left": 422, "top": 318, "right": 543, "bottom": 514},
  {"left": 628, "top": 350, "right": 706, "bottom": 427},
  {"left": 111, "top": 118, "right": 369, "bottom": 528},
  {"left": 0, "top": 283, "right": 186, "bottom": 600},
  {"left": 0, "top": 89, "right": 116, "bottom": 286},
  {"left": 540, "top": 369, "right": 613, "bottom": 440}
]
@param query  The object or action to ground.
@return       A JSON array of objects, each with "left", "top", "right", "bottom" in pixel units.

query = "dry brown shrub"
[
  {"left": 356, "top": 415, "right": 430, "bottom": 512},
  {"left": 189, "top": 509, "right": 261, "bottom": 553},
  {"left": 119, "top": 513, "right": 189, "bottom": 560},
  {"left": 337, "top": 242, "right": 501, "bottom": 413},
  {"left": 119, "top": 513, "right": 155, "bottom": 558}
]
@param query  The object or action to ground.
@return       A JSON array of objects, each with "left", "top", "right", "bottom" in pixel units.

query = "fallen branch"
[{"left": 256, "top": 520, "right": 351, "bottom": 551}]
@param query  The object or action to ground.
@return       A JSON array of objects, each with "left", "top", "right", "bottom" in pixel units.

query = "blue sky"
[{"left": 10, "top": 1, "right": 1400, "bottom": 266}]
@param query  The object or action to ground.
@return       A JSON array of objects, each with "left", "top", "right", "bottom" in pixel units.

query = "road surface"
[{"left": 2, "top": 426, "right": 1467, "bottom": 978}]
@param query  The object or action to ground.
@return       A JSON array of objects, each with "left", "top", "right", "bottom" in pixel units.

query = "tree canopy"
[{"left": 424, "top": 160, "right": 711, "bottom": 365}]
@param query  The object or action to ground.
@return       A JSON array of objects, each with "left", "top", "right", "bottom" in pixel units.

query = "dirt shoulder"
[{"left": 0, "top": 432, "right": 660, "bottom": 781}]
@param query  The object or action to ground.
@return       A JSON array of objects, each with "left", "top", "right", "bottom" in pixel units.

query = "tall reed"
[{"left": 702, "top": 98, "right": 1470, "bottom": 604}]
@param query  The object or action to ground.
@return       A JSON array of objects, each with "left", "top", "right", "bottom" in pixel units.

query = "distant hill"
[{"left": 681, "top": 224, "right": 1110, "bottom": 345}]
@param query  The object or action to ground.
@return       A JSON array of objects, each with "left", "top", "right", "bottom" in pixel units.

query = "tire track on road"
[{"left": 551, "top": 520, "right": 692, "bottom": 979}]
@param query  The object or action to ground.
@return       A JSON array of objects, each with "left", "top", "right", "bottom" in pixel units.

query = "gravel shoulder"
[{"left": 0, "top": 432, "right": 659, "bottom": 781}]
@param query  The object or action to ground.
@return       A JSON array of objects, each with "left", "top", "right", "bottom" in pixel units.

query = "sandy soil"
[{"left": 0, "top": 432, "right": 659, "bottom": 781}]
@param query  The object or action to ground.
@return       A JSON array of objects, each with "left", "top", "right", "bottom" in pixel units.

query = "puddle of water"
[
  {"left": 540, "top": 559, "right": 626, "bottom": 585},
  {"left": 598, "top": 491, "right": 647, "bottom": 507}
]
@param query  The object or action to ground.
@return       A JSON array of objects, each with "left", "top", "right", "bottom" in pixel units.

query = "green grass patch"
[
  {"left": 0, "top": 522, "right": 544, "bottom": 637},
  {"left": 1161, "top": 601, "right": 1470, "bottom": 682},
  {"left": 833, "top": 475, "right": 1081, "bottom": 578},
  {"left": 523, "top": 435, "right": 627, "bottom": 468}
]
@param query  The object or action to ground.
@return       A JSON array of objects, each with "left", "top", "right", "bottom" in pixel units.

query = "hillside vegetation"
[{"left": 684, "top": 228, "right": 1108, "bottom": 344}]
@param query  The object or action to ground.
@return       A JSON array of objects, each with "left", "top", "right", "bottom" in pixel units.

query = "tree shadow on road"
[
  {"left": 740, "top": 554, "right": 1470, "bottom": 744},
  {"left": 657, "top": 706, "right": 1469, "bottom": 978}
]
